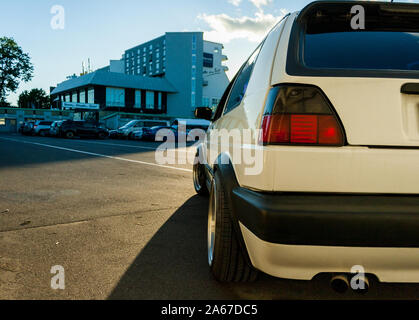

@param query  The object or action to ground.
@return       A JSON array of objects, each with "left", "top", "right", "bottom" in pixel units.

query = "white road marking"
[
  {"left": 68, "top": 139, "right": 158, "bottom": 150},
  {"left": 63, "top": 139, "right": 195, "bottom": 154},
  {"left": 0, "top": 137, "right": 193, "bottom": 173}
]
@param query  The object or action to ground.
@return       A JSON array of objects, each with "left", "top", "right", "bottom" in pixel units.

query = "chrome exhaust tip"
[{"left": 330, "top": 275, "right": 350, "bottom": 294}]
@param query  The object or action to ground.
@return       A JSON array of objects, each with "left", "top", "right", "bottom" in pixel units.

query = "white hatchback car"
[{"left": 193, "top": 0, "right": 419, "bottom": 290}]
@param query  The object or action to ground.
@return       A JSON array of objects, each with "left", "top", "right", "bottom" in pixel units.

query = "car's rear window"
[
  {"left": 297, "top": 2, "right": 419, "bottom": 73},
  {"left": 304, "top": 31, "right": 419, "bottom": 71}
]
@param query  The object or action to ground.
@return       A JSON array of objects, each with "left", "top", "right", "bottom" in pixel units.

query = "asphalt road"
[{"left": 0, "top": 133, "right": 419, "bottom": 300}]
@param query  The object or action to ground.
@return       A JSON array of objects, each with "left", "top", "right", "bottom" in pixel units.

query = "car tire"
[
  {"left": 65, "top": 131, "right": 75, "bottom": 139},
  {"left": 193, "top": 153, "right": 209, "bottom": 196},
  {"left": 208, "top": 169, "right": 258, "bottom": 282}
]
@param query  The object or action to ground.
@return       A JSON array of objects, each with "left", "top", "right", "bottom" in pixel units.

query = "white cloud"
[
  {"left": 228, "top": 0, "right": 242, "bottom": 6},
  {"left": 198, "top": 9, "right": 288, "bottom": 43},
  {"left": 249, "top": 0, "right": 272, "bottom": 9}
]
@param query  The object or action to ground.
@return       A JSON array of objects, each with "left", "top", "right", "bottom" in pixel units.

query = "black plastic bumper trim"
[{"left": 232, "top": 188, "right": 419, "bottom": 248}]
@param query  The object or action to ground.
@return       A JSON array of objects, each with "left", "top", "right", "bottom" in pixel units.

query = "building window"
[
  {"left": 134, "top": 90, "right": 142, "bottom": 108},
  {"left": 65, "top": 94, "right": 70, "bottom": 102},
  {"left": 202, "top": 97, "right": 210, "bottom": 107},
  {"left": 156, "top": 62, "right": 160, "bottom": 70},
  {"left": 72, "top": 92, "right": 78, "bottom": 103},
  {"left": 158, "top": 92, "right": 162, "bottom": 109},
  {"left": 106, "top": 87, "right": 125, "bottom": 107},
  {"left": 149, "top": 44, "right": 153, "bottom": 51},
  {"left": 0, "top": 118, "right": 5, "bottom": 126},
  {"left": 203, "top": 53, "right": 214, "bottom": 68},
  {"left": 212, "top": 98, "right": 220, "bottom": 109},
  {"left": 79, "top": 90, "right": 86, "bottom": 103},
  {"left": 192, "top": 34, "right": 197, "bottom": 51},
  {"left": 156, "top": 52, "right": 160, "bottom": 59},
  {"left": 87, "top": 88, "right": 94, "bottom": 104},
  {"left": 146, "top": 91, "right": 154, "bottom": 109}
]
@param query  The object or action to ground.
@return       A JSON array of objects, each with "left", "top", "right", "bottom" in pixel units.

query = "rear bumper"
[
  {"left": 232, "top": 189, "right": 419, "bottom": 282},
  {"left": 232, "top": 188, "right": 419, "bottom": 248},
  {"left": 240, "top": 223, "right": 419, "bottom": 282}
]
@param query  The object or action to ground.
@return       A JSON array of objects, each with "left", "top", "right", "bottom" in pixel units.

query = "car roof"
[{"left": 172, "top": 118, "right": 211, "bottom": 126}]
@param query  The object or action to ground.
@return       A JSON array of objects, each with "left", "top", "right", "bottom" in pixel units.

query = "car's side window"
[
  {"left": 223, "top": 44, "right": 263, "bottom": 115},
  {"left": 212, "top": 73, "right": 237, "bottom": 122}
]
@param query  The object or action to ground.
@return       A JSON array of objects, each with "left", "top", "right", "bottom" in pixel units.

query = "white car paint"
[{"left": 202, "top": 6, "right": 419, "bottom": 283}]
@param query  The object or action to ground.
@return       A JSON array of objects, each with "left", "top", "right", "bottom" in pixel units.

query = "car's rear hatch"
[{"left": 283, "top": 1, "right": 419, "bottom": 147}]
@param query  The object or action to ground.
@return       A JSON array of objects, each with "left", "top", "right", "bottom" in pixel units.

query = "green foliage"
[
  {"left": 0, "top": 37, "right": 34, "bottom": 102},
  {"left": 18, "top": 88, "right": 50, "bottom": 109}
]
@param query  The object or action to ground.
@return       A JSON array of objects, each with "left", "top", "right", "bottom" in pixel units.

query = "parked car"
[
  {"left": 192, "top": 0, "right": 419, "bottom": 290},
  {"left": 108, "top": 130, "right": 119, "bottom": 139},
  {"left": 59, "top": 120, "right": 109, "bottom": 139},
  {"left": 18, "top": 122, "right": 25, "bottom": 134},
  {"left": 33, "top": 121, "right": 53, "bottom": 136},
  {"left": 49, "top": 121, "right": 64, "bottom": 137},
  {"left": 117, "top": 120, "right": 170, "bottom": 139},
  {"left": 131, "top": 120, "right": 171, "bottom": 140},
  {"left": 21, "top": 121, "right": 35, "bottom": 136},
  {"left": 141, "top": 125, "right": 173, "bottom": 141},
  {"left": 170, "top": 119, "right": 210, "bottom": 142},
  {"left": 139, "top": 119, "right": 210, "bottom": 142}
]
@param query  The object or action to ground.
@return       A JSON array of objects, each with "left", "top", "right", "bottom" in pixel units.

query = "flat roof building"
[{"left": 51, "top": 32, "right": 229, "bottom": 118}]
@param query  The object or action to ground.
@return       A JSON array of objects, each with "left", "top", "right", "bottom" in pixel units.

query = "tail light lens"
[{"left": 260, "top": 85, "right": 345, "bottom": 146}]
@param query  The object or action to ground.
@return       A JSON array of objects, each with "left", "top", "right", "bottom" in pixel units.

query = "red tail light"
[{"left": 260, "top": 85, "right": 344, "bottom": 146}]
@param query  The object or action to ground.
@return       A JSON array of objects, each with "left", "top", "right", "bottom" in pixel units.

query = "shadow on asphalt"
[{"left": 108, "top": 195, "right": 419, "bottom": 300}]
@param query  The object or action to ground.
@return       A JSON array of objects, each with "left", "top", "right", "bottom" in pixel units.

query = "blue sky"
[{"left": 0, "top": 0, "right": 417, "bottom": 105}]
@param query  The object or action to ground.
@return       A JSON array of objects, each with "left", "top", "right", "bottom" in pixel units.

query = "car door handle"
[{"left": 401, "top": 83, "right": 419, "bottom": 95}]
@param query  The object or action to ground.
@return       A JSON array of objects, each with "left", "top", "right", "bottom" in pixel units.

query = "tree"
[
  {"left": 0, "top": 37, "right": 33, "bottom": 104},
  {"left": 18, "top": 88, "right": 50, "bottom": 109}
]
